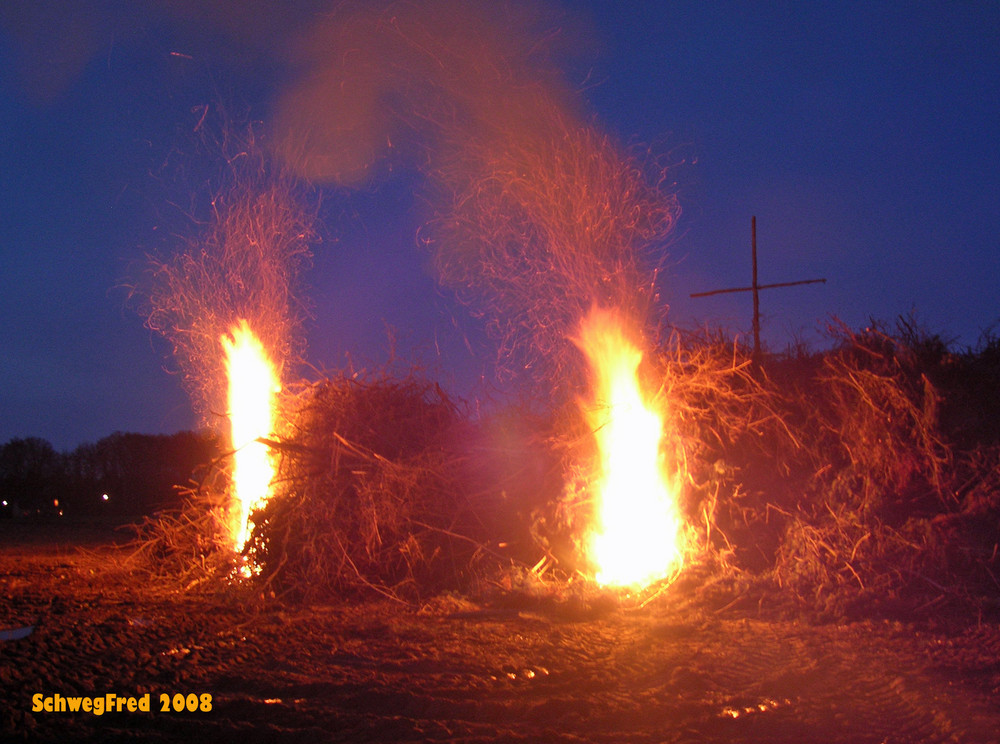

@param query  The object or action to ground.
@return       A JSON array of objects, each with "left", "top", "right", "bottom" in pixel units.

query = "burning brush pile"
[
  {"left": 131, "top": 2, "right": 1000, "bottom": 623},
  {"left": 248, "top": 373, "right": 491, "bottom": 601},
  {"left": 134, "top": 303, "right": 1000, "bottom": 620},
  {"left": 661, "top": 318, "right": 1000, "bottom": 620}
]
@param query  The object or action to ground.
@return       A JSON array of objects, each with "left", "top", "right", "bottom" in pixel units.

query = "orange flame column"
[
  {"left": 575, "top": 307, "right": 684, "bottom": 587},
  {"left": 220, "top": 320, "right": 280, "bottom": 551}
]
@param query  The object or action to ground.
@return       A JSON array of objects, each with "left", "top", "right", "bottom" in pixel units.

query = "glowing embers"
[
  {"left": 220, "top": 320, "right": 280, "bottom": 552},
  {"left": 575, "top": 307, "right": 685, "bottom": 588}
]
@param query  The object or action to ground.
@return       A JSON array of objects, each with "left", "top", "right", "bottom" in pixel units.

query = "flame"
[
  {"left": 220, "top": 320, "right": 280, "bottom": 551},
  {"left": 575, "top": 307, "right": 684, "bottom": 587}
]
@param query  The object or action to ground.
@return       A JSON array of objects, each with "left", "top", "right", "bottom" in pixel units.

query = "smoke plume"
[
  {"left": 272, "top": 0, "right": 680, "bottom": 392},
  {"left": 144, "top": 123, "right": 317, "bottom": 427}
]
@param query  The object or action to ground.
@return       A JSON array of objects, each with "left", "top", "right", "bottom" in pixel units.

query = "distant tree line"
[{"left": 0, "top": 431, "right": 220, "bottom": 519}]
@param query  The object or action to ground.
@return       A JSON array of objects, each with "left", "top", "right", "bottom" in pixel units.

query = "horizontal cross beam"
[
  {"left": 689, "top": 277, "right": 826, "bottom": 298},
  {"left": 689, "top": 217, "right": 826, "bottom": 363}
]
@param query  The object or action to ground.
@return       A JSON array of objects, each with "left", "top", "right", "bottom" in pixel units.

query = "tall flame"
[
  {"left": 220, "top": 320, "right": 280, "bottom": 551},
  {"left": 576, "top": 307, "right": 684, "bottom": 587}
]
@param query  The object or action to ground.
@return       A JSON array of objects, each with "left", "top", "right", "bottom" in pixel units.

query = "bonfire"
[
  {"left": 220, "top": 320, "right": 281, "bottom": 555},
  {"left": 574, "top": 306, "right": 685, "bottom": 588},
  {"left": 131, "top": 6, "right": 1000, "bottom": 626}
]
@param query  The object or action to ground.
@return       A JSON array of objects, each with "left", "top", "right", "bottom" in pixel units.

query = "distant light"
[
  {"left": 1, "top": 500, "right": 6, "bottom": 507},
  {"left": 102, "top": 493, "right": 109, "bottom": 502},
  {"left": 53, "top": 499, "right": 59, "bottom": 507}
]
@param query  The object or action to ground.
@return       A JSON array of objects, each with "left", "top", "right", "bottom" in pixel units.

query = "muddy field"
[{"left": 2, "top": 520, "right": 999, "bottom": 743}]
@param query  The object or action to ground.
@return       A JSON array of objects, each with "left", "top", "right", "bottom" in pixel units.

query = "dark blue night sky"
[{"left": 2, "top": 1, "right": 998, "bottom": 451}]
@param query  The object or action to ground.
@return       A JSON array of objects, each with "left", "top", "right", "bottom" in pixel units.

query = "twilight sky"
[{"left": 2, "top": 1, "right": 998, "bottom": 451}]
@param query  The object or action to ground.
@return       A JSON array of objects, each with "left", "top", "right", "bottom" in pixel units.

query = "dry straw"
[
  {"left": 130, "top": 318, "right": 1000, "bottom": 621},
  {"left": 249, "top": 372, "right": 511, "bottom": 602},
  {"left": 667, "top": 318, "right": 1000, "bottom": 619}
]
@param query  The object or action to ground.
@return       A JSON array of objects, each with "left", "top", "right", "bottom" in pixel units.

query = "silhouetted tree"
[
  {"left": 84, "top": 431, "right": 219, "bottom": 515},
  {"left": 0, "top": 431, "right": 220, "bottom": 519},
  {"left": 0, "top": 437, "right": 62, "bottom": 514}
]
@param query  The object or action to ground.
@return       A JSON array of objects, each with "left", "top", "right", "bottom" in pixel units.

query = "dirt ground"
[{"left": 2, "top": 520, "right": 999, "bottom": 743}]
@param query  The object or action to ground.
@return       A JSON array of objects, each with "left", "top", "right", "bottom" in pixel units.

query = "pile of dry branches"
[
  {"left": 128, "top": 308, "right": 1000, "bottom": 621},
  {"left": 247, "top": 373, "right": 504, "bottom": 602},
  {"left": 125, "top": 466, "right": 238, "bottom": 593},
  {"left": 659, "top": 320, "right": 1000, "bottom": 619}
]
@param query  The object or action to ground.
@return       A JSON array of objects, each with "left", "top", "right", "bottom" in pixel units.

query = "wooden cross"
[{"left": 690, "top": 216, "right": 826, "bottom": 362}]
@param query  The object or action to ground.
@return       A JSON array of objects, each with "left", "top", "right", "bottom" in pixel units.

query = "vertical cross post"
[
  {"left": 689, "top": 217, "right": 827, "bottom": 364},
  {"left": 751, "top": 215, "right": 761, "bottom": 364}
]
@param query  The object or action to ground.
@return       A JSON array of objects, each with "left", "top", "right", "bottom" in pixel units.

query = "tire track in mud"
[
  {"left": 197, "top": 607, "right": 1000, "bottom": 743},
  {"left": 330, "top": 609, "right": 1000, "bottom": 744},
  {"left": 3, "top": 544, "right": 1000, "bottom": 743}
]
